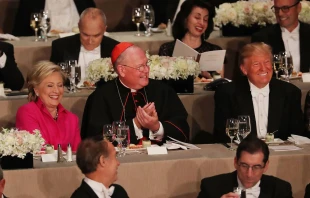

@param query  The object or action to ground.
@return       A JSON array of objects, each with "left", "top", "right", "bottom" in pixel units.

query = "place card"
[
  {"left": 302, "top": 73, "right": 310, "bottom": 82},
  {"left": 41, "top": 153, "right": 57, "bottom": 162},
  {"left": 147, "top": 147, "right": 168, "bottom": 155}
]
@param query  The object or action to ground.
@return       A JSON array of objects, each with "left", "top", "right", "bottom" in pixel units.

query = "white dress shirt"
[
  {"left": 281, "top": 23, "right": 300, "bottom": 72},
  {"left": 237, "top": 176, "right": 261, "bottom": 198},
  {"left": 84, "top": 177, "right": 112, "bottom": 198},
  {"left": 249, "top": 81, "right": 270, "bottom": 139},
  {"left": 78, "top": 45, "right": 101, "bottom": 84},
  {"left": 44, "top": 0, "right": 80, "bottom": 32},
  {"left": 119, "top": 80, "right": 164, "bottom": 141},
  {"left": 0, "top": 52, "right": 6, "bottom": 69}
]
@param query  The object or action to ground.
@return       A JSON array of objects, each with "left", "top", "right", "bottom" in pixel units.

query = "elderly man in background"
[
  {"left": 71, "top": 139, "right": 128, "bottom": 198},
  {"left": 81, "top": 42, "right": 189, "bottom": 144},
  {"left": 213, "top": 42, "right": 303, "bottom": 143},
  {"left": 0, "top": 41, "right": 24, "bottom": 90},
  {"left": 252, "top": 0, "right": 310, "bottom": 73},
  {"left": 198, "top": 136, "right": 292, "bottom": 198},
  {"left": 50, "top": 8, "right": 119, "bottom": 84}
]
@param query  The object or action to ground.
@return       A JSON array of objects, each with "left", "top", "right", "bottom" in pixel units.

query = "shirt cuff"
[
  {"left": 149, "top": 122, "right": 164, "bottom": 141},
  {"left": 132, "top": 119, "right": 143, "bottom": 140},
  {"left": 0, "top": 52, "right": 7, "bottom": 69}
]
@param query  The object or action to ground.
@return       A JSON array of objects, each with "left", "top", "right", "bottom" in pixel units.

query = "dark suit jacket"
[
  {"left": 70, "top": 180, "right": 129, "bottom": 198},
  {"left": 12, "top": 0, "right": 96, "bottom": 36},
  {"left": 213, "top": 77, "right": 303, "bottom": 143},
  {"left": 198, "top": 171, "right": 292, "bottom": 198},
  {"left": 305, "top": 183, "right": 310, "bottom": 198},
  {"left": 50, "top": 34, "right": 119, "bottom": 64},
  {"left": 0, "top": 41, "right": 24, "bottom": 90},
  {"left": 251, "top": 22, "right": 310, "bottom": 72}
]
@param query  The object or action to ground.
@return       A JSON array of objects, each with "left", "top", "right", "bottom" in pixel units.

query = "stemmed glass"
[
  {"left": 141, "top": 4, "right": 155, "bottom": 37},
  {"left": 103, "top": 124, "right": 115, "bottom": 142},
  {"left": 116, "top": 125, "right": 129, "bottom": 157},
  {"left": 75, "top": 65, "right": 81, "bottom": 88},
  {"left": 273, "top": 54, "right": 281, "bottom": 79},
  {"left": 67, "top": 60, "right": 77, "bottom": 93},
  {"left": 40, "top": 10, "right": 51, "bottom": 42},
  {"left": 30, "top": 13, "right": 40, "bottom": 41},
  {"left": 226, "top": 118, "right": 239, "bottom": 151},
  {"left": 132, "top": 8, "right": 143, "bottom": 36},
  {"left": 280, "top": 51, "right": 293, "bottom": 82},
  {"left": 238, "top": 115, "right": 251, "bottom": 140}
]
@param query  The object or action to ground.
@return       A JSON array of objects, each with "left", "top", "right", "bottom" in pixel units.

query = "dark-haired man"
[
  {"left": 71, "top": 139, "right": 128, "bottom": 198},
  {"left": 198, "top": 137, "right": 292, "bottom": 198}
]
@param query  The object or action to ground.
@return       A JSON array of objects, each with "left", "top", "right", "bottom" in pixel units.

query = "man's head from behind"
[
  {"left": 273, "top": 0, "right": 301, "bottom": 32},
  {"left": 240, "top": 42, "right": 273, "bottom": 88},
  {"left": 78, "top": 8, "right": 107, "bottom": 51},
  {"left": 112, "top": 42, "right": 150, "bottom": 90},
  {"left": 234, "top": 136, "right": 269, "bottom": 189},
  {"left": 0, "top": 166, "right": 5, "bottom": 196},
  {"left": 76, "top": 139, "right": 119, "bottom": 187}
]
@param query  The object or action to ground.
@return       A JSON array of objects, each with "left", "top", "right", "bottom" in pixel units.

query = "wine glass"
[
  {"left": 233, "top": 187, "right": 242, "bottom": 196},
  {"left": 280, "top": 51, "right": 293, "bottom": 82},
  {"left": 103, "top": 124, "right": 115, "bottom": 142},
  {"left": 141, "top": 4, "right": 155, "bottom": 37},
  {"left": 132, "top": 8, "right": 143, "bottom": 36},
  {"left": 40, "top": 10, "right": 51, "bottom": 42},
  {"left": 30, "top": 13, "right": 40, "bottom": 41},
  {"left": 67, "top": 60, "right": 77, "bottom": 93},
  {"left": 112, "top": 121, "right": 125, "bottom": 134},
  {"left": 226, "top": 118, "right": 238, "bottom": 151},
  {"left": 116, "top": 125, "right": 129, "bottom": 157},
  {"left": 238, "top": 115, "right": 251, "bottom": 140},
  {"left": 75, "top": 65, "right": 81, "bottom": 88},
  {"left": 273, "top": 54, "right": 281, "bottom": 79}
]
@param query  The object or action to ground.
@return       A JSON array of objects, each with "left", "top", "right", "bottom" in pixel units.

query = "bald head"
[{"left": 79, "top": 8, "right": 107, "bottom": 26}]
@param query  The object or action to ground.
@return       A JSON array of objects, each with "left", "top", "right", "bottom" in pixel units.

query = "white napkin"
[
  {"left": 0, "top": 34, "right": 19, "bottom": 41},
  {"left": 288, "top": 135, "right": 310, "bottom": 145}
]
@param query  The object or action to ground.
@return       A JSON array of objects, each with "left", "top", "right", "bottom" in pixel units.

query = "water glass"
[
  {"left": 141, "top": 4, "right": 155, "bottom": 36},
  {"left": 67, "top": 60, "right": 77, "bottom": 93},
  {"left": 116, "top": 125, "right": 129, "bottom": 157},
  {"left": 40, "top": 10, "right": 51, "bottom": 42},
  {"left": 238, "top": 115, "right": 251, "bottom": 139},
  {"left": 280, "top": 51, "right": 293, "bottom": 82}
]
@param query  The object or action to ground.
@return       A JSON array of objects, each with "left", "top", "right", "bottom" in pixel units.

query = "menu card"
[{"left": 172, "top": 39, "right": 226, "bottom": 71}]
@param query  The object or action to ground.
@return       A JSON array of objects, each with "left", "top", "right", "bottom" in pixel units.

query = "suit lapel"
[
  {"left": 81, "top": 180, "right": 100, "bottom": 198},
  {"left": 271, "top": 24, "right": 285, "bottom": 54},
  {"left": 259, "top": 175, "right": 273, "bottom": 198},
  {"left": 100, "top": 37, "right": 110, "bottom": 58},
  {"left": 235, "top": 78, "right": 257, "bottom": 136},
  {"left": 64, "top": 34, "right": 81, "bottom": 61},
  {"left": 299, "top": 22, "right": 310, "bottom": 72},
  {"left": 267, "top": 79, "right": 284, "bottom": 133}
]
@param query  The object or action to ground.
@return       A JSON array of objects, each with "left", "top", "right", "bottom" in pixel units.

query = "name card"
[
  {"left": 302, "top": 73, "right": 310, "bottom": 82},
  {"left": 41, "top": 153, "right": 57, "bottom": 162},
  {"left": 147, "top": 147, "right": 168, "bottom": 155}
]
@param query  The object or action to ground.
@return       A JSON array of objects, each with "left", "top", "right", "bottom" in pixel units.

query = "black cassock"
[{"left": 81, "top": 78, "right": 189, "bottom": 144}]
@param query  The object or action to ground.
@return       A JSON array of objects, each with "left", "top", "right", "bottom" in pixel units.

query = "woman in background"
[
  {"left": 16, "top": 61, "right": 80, "bottom": 151},
  {"left": 158, "top": 0, "right": 222, "bottom": 79}
]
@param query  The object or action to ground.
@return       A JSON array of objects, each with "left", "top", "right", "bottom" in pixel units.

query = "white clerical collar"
[
  {"left": 84, "top": 177, "right": 110, "bottom": 197},
  {"left": 80, "top": 45, "right": 101, "bottom": 54},
  {"left": 237, "top": 175, "right": 261, "bottom": 190},
  {"left": 119, "top": 79, "right": 137, "bottom": 92},
  {"left": 248, "top": 80, "right": 269, "bottom": 93},
  {"left": 281, "top": 22, "right": 300, "bottom": 34}
]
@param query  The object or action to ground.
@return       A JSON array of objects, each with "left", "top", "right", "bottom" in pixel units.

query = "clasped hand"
[{"left": 135, "top": 102, "right": 160, "bottom": 132}]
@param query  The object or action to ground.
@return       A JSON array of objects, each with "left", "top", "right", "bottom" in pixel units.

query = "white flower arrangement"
[
  {"left": 214, "top": 1, "right": 310, "bottom": 27},
  {"left": 85, "top": 56, "right": 200, "bottom": 83},
  {"left": 0, "top": 128, "right": 45, "bottom": 159}
]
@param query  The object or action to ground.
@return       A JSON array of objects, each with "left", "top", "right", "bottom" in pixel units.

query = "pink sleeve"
[
  {"left": 71, "top": 115, "right": 81, "bottom": 151},
  {"left": 16, "top": 105, "right": 41, "bottom": 133}
]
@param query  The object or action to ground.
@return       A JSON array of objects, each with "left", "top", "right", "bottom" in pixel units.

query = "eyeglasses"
[
  {"left": 238, "top": 163, "right": 265, "bottom": 172},
  {"left": 271, "top": 1, "right": 299, "bottom": 13},
  {"left": 120, "top": 61, "right": 150, "bottom": 72}
]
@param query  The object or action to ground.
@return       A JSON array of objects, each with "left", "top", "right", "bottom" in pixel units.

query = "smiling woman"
[{"left": 15, "top": 61, "right": 81, "bottom": 152}]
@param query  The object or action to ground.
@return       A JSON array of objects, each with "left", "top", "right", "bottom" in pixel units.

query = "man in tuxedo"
[
  {"left": 71, "top": 139, "right": 128, "bottom": 198},
  {"left": 198, "top": 136, "right": 292, "bottom": 198},
  {"left": 81, "top": 42, "right": 189, "bottom": 144},
  {"left": 213, "top": 42, "right": 303, "bottom": 143},
  {"left": 13, "top": 0, "right": 96, "bottom": 36},
  {"left": 50, "top": 8, "right": 119, "bottom": 84},
  {"left": 252, "top": 0, "right": 310, "bottom": 73},
  {"left": 0, "top": 41, "right": 24, "bottom": 90}
]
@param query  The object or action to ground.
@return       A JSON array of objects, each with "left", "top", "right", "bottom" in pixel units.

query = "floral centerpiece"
[
  {"left": 85, "top": 55, "right": 200, "bottom": 93},
  {"left": 0, "top": 128, "right": 45, "bottom": 169},
  {"left": 214, "top": 1, "right": 310, "bottom": 36}
]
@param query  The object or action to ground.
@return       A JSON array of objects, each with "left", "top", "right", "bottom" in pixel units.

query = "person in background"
[
  {"left": 0, "top": 166, "right": 6, "bottom": 198},
  {"left": 71, "top": 139, "right": 128, "bottom": 198},
  {"left": 0, "top": 41, "right": 24, "bottom": 90},
  {"left": 158, "top": 0, "right": 222, "bottom": 79},
  {"left": 12, "top": 0, "right": 96, "bottom": 36},
  {"left": 16, "top": 61, "right": 80, "bottom": 151},
  {"left": 198, "top": 136, "right": 292, "bottom": 198},
  {"left": 305, "top": 183, "right": 310, "bottom": 198},
  {"left": 81, "top": 42, "right": 189, "bottom": 144},
  {"left": 213, "top": 42, "right": 303, "bottom": 143},
  {"left": 50, "top": 8, "right": 119, "bottom": 85}
]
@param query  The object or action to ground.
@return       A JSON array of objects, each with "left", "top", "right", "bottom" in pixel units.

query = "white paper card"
[
  {"left": 147, "top": 147, "right": 168, "bottom": 155},
  {"left": 41, "top": 153, "right": 57, "bottom": 162},
  {"left": 269, "top": 145, "right": 302, "bottom": 151},
  {"left": 59, "top": 32, "right": 75, "bottom": 38},
  {"left": 173, "top": 39, "right": 199, "bottom": 59},
  {"left": 168, "top": 136, "right": 201, "bottom": 149},
  {"left": 302, "top": 73, "right": 310, "bottom": 82}
]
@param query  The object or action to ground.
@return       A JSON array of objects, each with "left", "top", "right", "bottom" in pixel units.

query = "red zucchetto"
[{"left": 111, "top": 42, "right": 134, "bottom": 65}]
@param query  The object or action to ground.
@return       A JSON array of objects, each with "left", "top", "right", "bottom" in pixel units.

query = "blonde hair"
[
  {"left": 27, "top": 61, "right": 66, "bottom": 102},
  {"left": 239, "top": 42, "right": 273, "bottom": 65}
]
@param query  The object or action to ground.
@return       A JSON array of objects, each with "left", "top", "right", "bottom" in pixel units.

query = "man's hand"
[
  {"left": 220, "top": 192, "right": 240, "bottom": 198},
  {"left": 143, "top": 102, "right": 155, "bottom": 116},
  {"left": 136, "top": 106, "right": 160, "bottom": 132}
]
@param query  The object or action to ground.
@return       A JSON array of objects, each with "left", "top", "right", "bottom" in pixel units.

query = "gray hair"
[{"left": 80, "top": 8, "right": 107, "bottom": 25}]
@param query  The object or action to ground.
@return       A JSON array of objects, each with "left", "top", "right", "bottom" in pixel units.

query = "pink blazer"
[{"left": 16, "top": 98, "right": 81, "bottom": 151}]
